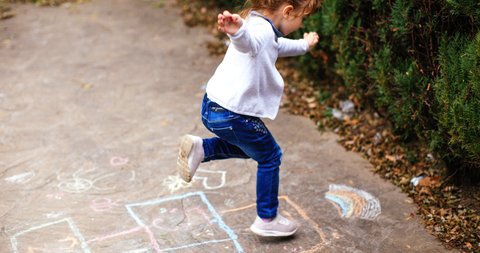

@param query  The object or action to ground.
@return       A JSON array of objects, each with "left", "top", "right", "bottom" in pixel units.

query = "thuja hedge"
[
  {"left": 208, "top": 0, "right": 480, "bottom": 179},
  {"left": 296, "top": 0, "right": 480, "bottom": 179}
]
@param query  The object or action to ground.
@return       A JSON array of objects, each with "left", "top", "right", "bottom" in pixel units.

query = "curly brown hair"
[{"left": 239, "top": 0, "right": 321, "bottom": 18}]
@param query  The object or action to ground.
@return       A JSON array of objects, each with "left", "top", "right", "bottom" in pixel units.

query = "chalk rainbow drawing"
[
  {"left": 324, "top": 184, "right": 381, "bottom": 220},
  {"left": 9, "top": 217, "right": 91, "bottom": 253},
  {"left": 125, "top": 191, "right": 243, "bottom": 253}
]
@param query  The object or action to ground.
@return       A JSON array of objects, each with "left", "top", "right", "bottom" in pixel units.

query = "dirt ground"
[{"left": 0, "top": 0, "right": 457, "bottom": 252}]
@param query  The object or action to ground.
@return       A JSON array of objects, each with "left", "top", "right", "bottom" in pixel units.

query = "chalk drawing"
[
  {"left": 57, "top": 177, "right": 92, "bottom": 193},
  {"left": 325, "top": 184, "right": 381, "bottom": 220},
  {"left": 59, "top": 235, "right": 79, "bottom": 248},
  {"left": 284, "top": 245, "right": 304, "bottom": 252},
  {"left": 163, "top": 169, "right": 227, "bottom": 193},
  {"left": 122, "top": 249, "right": 149, "bottom": 253},
  {"left": 57, "top": 168, "right": 116, "bottom": 193},
  {"left": 193, "top": 168, "right": 226, "bottom": 190},
  {"left": 27, "top": 246, "right": 55, "bottom": 252},
  {"left": 187, "top": 206, "right": 212, "bottom": 224},
  {"left": 87, "top": 193, "right": 239, "bottom": 252},
  {"left": 162, "top": 175, "right": 192, "bottom": 193},
  {"left": 26, "top": 246, "right": 44, "bottom": 252},
  {"left": 110, "top": 156, "right": 129, "bottom": 166},
  {"left": 125, "top": 191, "right": 244, "bottom": 253},
  {"left": 46, "top": 192, "right": 64, "bottom": 200},
  {"left": 90, "top": 198, "right": 121, "bottom": 212},
  {"left": 10, "top": 217, "right": 90, "bottom": 253},
  {"left": 151, "top": 217, "right": 179, "bottom": 232},
  {"left": 86, "top": 226, "right": 144, "bottom": 244},
  {"left": 44, "top": 211, "right": 65, "bottom": 218},
  {"left": 224, "top": 198, "right": 235, "bottom": 208},
  {"left": 4, "top": 171, "right": 35, "bottom": 184},
  {"left": 25, "top": 236, "right": 77, "bottom": 252}
]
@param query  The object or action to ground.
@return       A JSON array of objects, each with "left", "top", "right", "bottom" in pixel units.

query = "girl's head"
[
  {"left": 240, "top": 0, "right": 320, "bottom": 35},
  {"left": 241, "top": 0, "right": 319, "bottom": 17}
]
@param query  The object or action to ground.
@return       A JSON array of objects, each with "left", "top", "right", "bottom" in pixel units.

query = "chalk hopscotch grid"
[
  {"left": 9, "top": 217, "right": 91, "bottom": 253},
  {"left": 125, "top": 191, "right": 244, "bottom": 253}
]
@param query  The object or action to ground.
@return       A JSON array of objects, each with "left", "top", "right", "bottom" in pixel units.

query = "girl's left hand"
[
  {"left": 217, "top": 11, "right": 243, "bottom": 35},
  {"left": 304, "top": 32, "right": 320, "bottom": 49}
]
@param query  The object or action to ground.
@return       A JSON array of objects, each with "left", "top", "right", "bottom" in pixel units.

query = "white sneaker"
[
  {"left": 250, "top": 214, "right": 298, "bottom": 237},
  {"left": 176, "top": 135, "right": 204, "bottom": 182}
]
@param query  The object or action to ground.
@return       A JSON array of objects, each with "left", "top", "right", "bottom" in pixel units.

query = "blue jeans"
[{"left": 201, "top": 94, "right": 282, "bottom": 219}]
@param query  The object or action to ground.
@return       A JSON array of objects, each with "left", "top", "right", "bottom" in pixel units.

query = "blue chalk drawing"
[
  {"left": 10, "top": 217, "right": 91, "bottom": 253},
  {"left": 324, "top": 195, "right": 351, "bottom": 217},
  {"left": 125, "top": 191, "right": 244, "bottom": 253}
]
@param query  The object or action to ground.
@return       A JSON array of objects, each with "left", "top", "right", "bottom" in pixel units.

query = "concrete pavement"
[{"left": 0, "top": 0, "right": 455, "bottom": 252}]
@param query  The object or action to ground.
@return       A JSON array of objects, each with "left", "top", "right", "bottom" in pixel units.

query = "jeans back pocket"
[{"left": 206, "top": 103, "right": 239, "bottom": 123}]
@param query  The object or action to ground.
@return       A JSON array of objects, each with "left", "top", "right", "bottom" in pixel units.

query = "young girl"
[{"left": 177, "top": 0, "right": 320, "bottom": 237}]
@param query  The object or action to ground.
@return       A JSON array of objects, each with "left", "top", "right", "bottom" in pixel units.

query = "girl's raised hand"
[
  {"left": 304, "top": 32, "right": 320, "bottom": 49},
  {"left": 217, "top": 11, "right": 242, "bottom": 35}
]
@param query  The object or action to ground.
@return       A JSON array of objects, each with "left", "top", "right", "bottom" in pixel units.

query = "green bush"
[
  {"left": 368, "top": 45, "right": 429, "bottom": 140},
  {"left": 446, "top": 0, "right": 480, "bottom": 25},
  {"left": 296, "top": 0, "right": 480, "bottom": 174},
  {"left": 210, "top": 0, "right": 243, "bottom": 12},
  {"left": 431, "top": 33, "right": 480, "bottom": 171}
]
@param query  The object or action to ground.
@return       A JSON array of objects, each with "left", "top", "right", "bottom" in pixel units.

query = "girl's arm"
[
  {"left": 217, "top": 11, "right": 269, "bottom": 56},
  {"left": 278, "top": 32, "right": 319, "bottom": 57}
]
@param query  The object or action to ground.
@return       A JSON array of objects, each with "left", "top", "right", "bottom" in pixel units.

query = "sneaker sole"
[
  {"left": 176, "top": 135, "right": 194, "bottom": 183},
  {"left": 249, "top": 225, "right": 298, "bottom": 237}
]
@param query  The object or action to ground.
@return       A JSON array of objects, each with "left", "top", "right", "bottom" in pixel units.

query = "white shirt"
[{"left": 206, "top": 12, "right": 310, "bottom": 120}]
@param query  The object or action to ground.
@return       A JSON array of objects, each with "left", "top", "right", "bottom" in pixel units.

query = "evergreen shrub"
[
  {"left": 431, "top": 33, "right": 480, "bottom": 172},
  {"left": 296, "top": 0, "right": 480, "bottom": 176}
]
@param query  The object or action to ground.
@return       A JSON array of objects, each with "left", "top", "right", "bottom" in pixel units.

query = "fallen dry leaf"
[{"left": 418, "top": 176, "right": 441, "bottom": 188}]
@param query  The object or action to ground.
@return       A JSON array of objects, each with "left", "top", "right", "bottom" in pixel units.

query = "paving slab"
[{"left": 0, "top": 0, "right": 456, "bottom": 252}]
